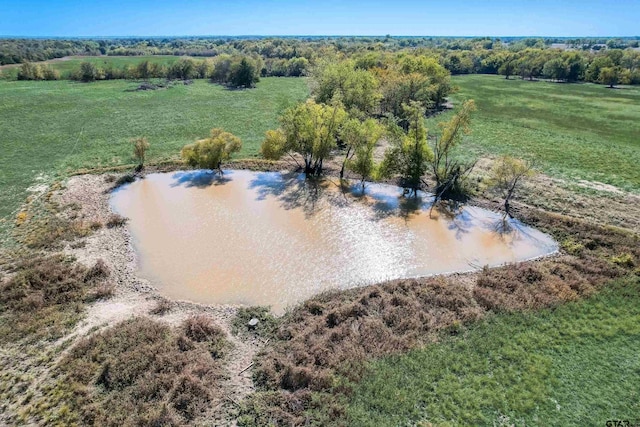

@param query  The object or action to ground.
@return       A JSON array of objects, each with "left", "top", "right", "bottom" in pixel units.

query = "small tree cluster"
[
  {"left": 210, "top": 55, "right": 261, "bottom": 88},
  {"left": 17, "top": 62, "right": 59, "bottom": 80},
  {"left": 311, "top": 55, "right": 452, "bottom": 122},
  {"left": 379, "top": 102, "right": 432, "bottom": 196},
  {"left": 261, "top": 100, "right": 348, "bottom": 176},
  {"left": 181, "top": 128, "right": 242, "bottom": 173}
]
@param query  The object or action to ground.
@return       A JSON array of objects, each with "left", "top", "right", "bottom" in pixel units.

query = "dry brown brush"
[
  {"left": 0, "top": 256, "right": 113, "bottom": 343},
  {"left": 240, "top": 208, "right": 639, "bottom": 426},
  {"left": 46, "top": 316, "right": 227, "bottom": 426}
]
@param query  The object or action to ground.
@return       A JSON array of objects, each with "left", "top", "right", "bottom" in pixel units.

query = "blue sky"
[{"left": 0, "top": 0, "right": 638, "bottom": 37}]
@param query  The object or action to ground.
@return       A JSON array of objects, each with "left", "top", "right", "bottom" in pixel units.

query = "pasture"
[
  {"left": 346, "top": 275, "right": 640, "bottom": 426},
  {"left": 0, "top": 77, "right": 309, "bottom": 219},
  {"left": 0, "top": 55, "right": 183, "bottom": 79},
  {"left": 433, "top": 75, "right": 640, "bottom": 192}
]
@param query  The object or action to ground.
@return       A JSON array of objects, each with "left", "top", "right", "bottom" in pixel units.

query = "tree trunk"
[{"left": 340, "top": 147, "right": 351, "bottom": 179}]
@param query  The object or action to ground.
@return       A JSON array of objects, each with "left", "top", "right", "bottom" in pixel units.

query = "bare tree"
[{"left": 488, "top": 156, "right": 535, "bottom": 219}]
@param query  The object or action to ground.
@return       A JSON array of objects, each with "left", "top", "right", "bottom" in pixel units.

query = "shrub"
[
  {"left": 149, "top": 297, "right": 173, "bottom": 315},
  {"left": 181, "top": 128, "right": 242, "bottom": 173},
  {"left": 112, "top": 173, "right": 135, "bottom": 189},
  {"left": 612, "top": 253, "right": 635, "bottom": 268},
  {"left": 83, "top": 259, "right": 110, "bottom": 283},
  {"left": 131, "top": 137, "right": 150, "bottom": 168},
  {"left": 105, "top": 214, "right": 127, "bottom": 228},
  {"left": 182, "top": 315, "right": 227, "bottom": 358}
]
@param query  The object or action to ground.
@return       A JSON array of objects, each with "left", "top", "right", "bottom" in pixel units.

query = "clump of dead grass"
[
  {"left": 45, "top": 316, "right": 227, "bottom": 426},
  {"left": 105, "top": 214, "right": 127, "bottom": 228},
  {"left": 0, "top": 255, "right": 113, "bottom": 343},
  {"left": 149, "top": 297, "right": 173, "bottom": 315}
]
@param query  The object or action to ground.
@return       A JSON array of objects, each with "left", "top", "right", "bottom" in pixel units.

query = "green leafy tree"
[
  {"left": 599, "top": 67, "right": 620, "bottom": 88},
  {"left": 563, "top": 52, "right": 586, "bottom": 82},
  {"left": 168, "top": 58, "right": 196, "bottom": 80},
  {"left": 497, "top": 54, "right": 516, "bottom": 80},
  {"left": 136, "top": 60, "right": 153, "bottom": 80},
  {"left": 132, "top": 137, "right": 150, "bottom": 169},
  {"left": 230, "top": 57, "right": 259, "bottom": 88},
  {"left": 312, "top": 60, "right": 381, "bottom": 116},
  {"left": 77, "top": 61, "right": 102, "bottom": 82},
  {"left": 181, "top": 129, "right": 242, "bottom": 173},
  {"left": 17, "top": 62, "right": 43, "bottom": 80},
  {"left": 380, "top": 101, "right": 433, "bottom": 196},
  {"left": 261, "top": 100, "right": 348, "bottom": 176},
  {"left": 431, "top": 100, "right": 476, "bottom": 198},
  {"left": 543, "top": 58, "right": 568, "bottom": 81},
  {"left": 585, "top": 56, "right": 614, "bottom": 82},
  {"left": 340, "top": 118, "right": 384, "bottom": 182}
]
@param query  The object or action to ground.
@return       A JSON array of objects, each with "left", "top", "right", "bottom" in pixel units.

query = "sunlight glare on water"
[{"left": 110, "top": 170, "right": 558, "bottom": 313}]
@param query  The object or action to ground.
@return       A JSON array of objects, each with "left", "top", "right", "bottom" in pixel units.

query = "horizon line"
[{"left": 1, "top": 34, "right": 639, "bottom": 39}]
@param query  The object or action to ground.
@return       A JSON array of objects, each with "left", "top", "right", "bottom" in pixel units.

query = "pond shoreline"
[{"left": 58, "top": 166, "right": 564, "bottom": 314}]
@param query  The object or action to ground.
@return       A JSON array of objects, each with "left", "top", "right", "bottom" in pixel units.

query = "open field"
[
  {"left": 430, "top": 75, "right": 640, "bottom": 192},
  {"left": 0, "top": 77, "right": 309, "bottom": 219},
  {"left": 346, "top": 275, "right": 640, "bottom": 426},
  {"left": 0, "top": 55, "right": 185, "bottom": 79},
  {"left": 2, "top": 74, "right": 639, "bottom": 224}
]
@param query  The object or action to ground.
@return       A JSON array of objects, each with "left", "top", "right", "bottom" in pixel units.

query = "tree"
[
  {"left": 563, "top": 52, "right": 585, "bottom": 82},
  {"left": 488, "top": 156, "right": 534, "bottom": 218},
  {"left": 585, "top": 56, "right": 614, "bottom": 82},
  {"left": 136, "top": 60, "right": 153, "bottom": 80},
  {"left": 431, "top": 99, "right": 476, "bottom": 198},
  {"left": 230, "top": 57, "right": 259, "bottom": 88},
  {"left": 599, "top": 66, "right": 620, "bottom": 88},
  {"left": 168, "top": 58, "right": 196, "bottom": 80},
  {"left": 132, "top": 137, "right": 150, "bottom": 170},
  {"left": 181, "top": 129, "right": 242, "bottom": 173},
  {"left": 340, "top": 118, "right": 384, "bottom": 182},
  {"left": 17, "top": 62, "right": 43, "bottom": 80},
  {"left": 77, "top": 61, "right": 101, "bottom": 82},
  {"left": 260, "top": 100, "right": 348, "bottom": 176},
  {"left": 497, "top": 54, "right": 516, "bottom": 80},
  {"left": 312, "top": 60, "right": 381, "bottom": 116},
  {"left": 379, "top": 101, "right": 433, "bottom": 196},
  {"left": 543, "top": 58, "right": 568, "bottom": 82}
]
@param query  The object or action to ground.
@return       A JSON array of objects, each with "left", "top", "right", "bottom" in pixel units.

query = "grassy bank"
[
  {"left": 347, "top": 275, "right": 640, "bottom": 426},
  {"left": 0, "top": 77, "right": 309, "bottom": 219},
  {"left": 431, "top": 75, "right": 640, "bottom": 192}
]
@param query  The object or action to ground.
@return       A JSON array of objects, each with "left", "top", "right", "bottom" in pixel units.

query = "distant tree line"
[{"left": 3, "top": 36, "right": 640, "bottom": 86}]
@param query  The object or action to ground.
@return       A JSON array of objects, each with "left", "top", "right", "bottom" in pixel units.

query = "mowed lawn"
[
  {"left": 346, "top": 275, "right": 640, "bottom": 427},
  {"left": 428, "top": 75, "right": 640, "bottom": 192},
  {"left": 0, "top": 77, "right": 309, "bottom": 219}
]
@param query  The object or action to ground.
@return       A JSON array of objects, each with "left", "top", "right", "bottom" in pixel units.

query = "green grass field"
[
  {"left": 2, "top": 74, "right": 639, "bottom": 222},
  {"left": 429, "top": 75, "right": 640, "bottom": 192},
  {"left": 346, "top": 275, "right": 640, "bottom": 427},
  {"left": 0, "top": 55, "right": 183, "bottom": 80},
  {"left": 0, "top": 77, "right": 309, "bottom": 219}
]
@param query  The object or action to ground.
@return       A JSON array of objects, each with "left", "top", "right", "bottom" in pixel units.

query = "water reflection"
[{"left": 110, "top": 170, "right": 558, "bottom": 313}]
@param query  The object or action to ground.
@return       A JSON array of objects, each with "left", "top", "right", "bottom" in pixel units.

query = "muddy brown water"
[{"left": 110, "top": 170, "right": 558, "bottom": 313}]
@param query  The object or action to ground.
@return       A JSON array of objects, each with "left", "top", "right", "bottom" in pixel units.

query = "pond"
[{"left": 111, "top": 170, "right": 558, "bottom": 313}]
